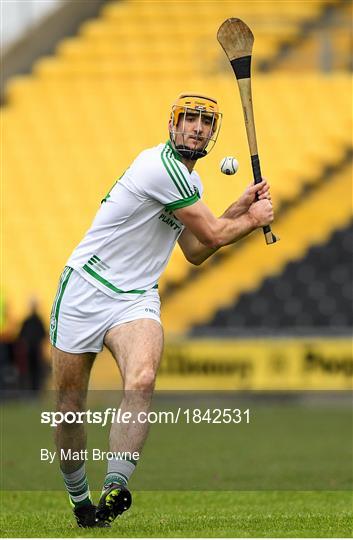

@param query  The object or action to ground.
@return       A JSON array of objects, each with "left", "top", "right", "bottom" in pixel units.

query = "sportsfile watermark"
[
  {"left": 1, "top": 390, "right": 352, "bottom": 491},
  {"left": 40, "top": 407, "right": 250, "bottom": 427},
  {"left": 40, "top": 448, "right": 140, "bottom": 464}
]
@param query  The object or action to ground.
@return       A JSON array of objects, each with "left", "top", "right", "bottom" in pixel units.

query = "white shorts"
[{"left": 49, "top": 267, "right": 161, "bottom": 354}]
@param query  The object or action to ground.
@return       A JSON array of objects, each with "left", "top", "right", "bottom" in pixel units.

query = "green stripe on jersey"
[
  {"left": 164, "top": 192, "right": 199, "bottom": 211},
  {"left": 166, "top": 139, "right": 183, "bottom": 162},
  {"left": 161, "top": 145, "right": 187, "bottom": 198},
  {"left": 82, "top": 265, "right": 157, "bottom": 294},
  {"left": 165, "top": 148, "right": 193, "bottom": 198}
]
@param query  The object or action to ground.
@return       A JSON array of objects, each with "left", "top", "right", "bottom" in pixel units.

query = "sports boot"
[
  {"left": 73, "top": 502, "right": 110, "bottom": 528},
  {"left": 96, "top": 483, "right": 132, "bottom": 525}
]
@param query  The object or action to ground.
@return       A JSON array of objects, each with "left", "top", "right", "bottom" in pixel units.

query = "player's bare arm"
[
  {"left": 176, "top": 180, "right": 273, "bottom": 265},
  {"left": 222, "top": 179, "right": 272, "bottom": 219}
]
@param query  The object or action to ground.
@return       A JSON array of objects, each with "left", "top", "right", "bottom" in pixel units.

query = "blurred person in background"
[
  {"left": 0, "top": 299, "right": 23, "bottom": 394},
  {"left": 18, "top": 298, "right": 48, "bottom": 395}
]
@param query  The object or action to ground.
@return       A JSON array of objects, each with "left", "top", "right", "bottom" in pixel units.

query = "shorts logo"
[
  {"left": 145, "top": 307, "right": 158, "bottom": 315},
  {"left": 50, "top": 315, "right": 57, "bottom": 332}
]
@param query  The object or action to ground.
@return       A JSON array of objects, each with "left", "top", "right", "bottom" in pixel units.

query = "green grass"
[
  {"left": 2, "top": 397, "right": 352, "bottom": 491},
  {"left": 0, "top": 490, "right": 352, "bottom": 537},
  {"left": 1, "top": 396, "right": 352, "bottom": 536}
]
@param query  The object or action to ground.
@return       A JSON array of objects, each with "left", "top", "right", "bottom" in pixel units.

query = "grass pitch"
[
  {"left": 1, "top": 395, "right": 352, "bottom": 536},
  {"left": 1, "top": 490, "right": 352, "bottom": 537}
]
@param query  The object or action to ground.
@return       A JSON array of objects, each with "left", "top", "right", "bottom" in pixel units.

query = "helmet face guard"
[{"left": 169, "top": 93, "right": 222, "bottom": 160}]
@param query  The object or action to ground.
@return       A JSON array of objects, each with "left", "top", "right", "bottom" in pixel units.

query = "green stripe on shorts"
[
  {"left": 51, "top": 267, "right": 73, "bottom": 346},
  {"left": 50, "top": 267, "right": 70, "bottom": 341}
]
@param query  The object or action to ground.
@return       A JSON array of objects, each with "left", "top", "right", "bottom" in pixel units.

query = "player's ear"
[{"left": 169, "top": 118, "right": 178, "bottom": 137}]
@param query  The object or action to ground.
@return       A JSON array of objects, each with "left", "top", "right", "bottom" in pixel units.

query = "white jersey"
[{"left": 66, "top": 141, "right": 203, "bottom": 299}]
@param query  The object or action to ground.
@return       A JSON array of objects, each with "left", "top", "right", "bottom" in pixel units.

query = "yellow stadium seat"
[{"left": 2, "top": 0, "right": 351, "bottom": 326}]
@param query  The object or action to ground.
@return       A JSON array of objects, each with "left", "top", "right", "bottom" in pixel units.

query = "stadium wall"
[{"left": 89, "top": 337, "right": 353, "bottom": 391}]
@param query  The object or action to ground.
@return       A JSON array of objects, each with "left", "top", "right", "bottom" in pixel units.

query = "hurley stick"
[{"left": 217, "top": 18, "right": 279, "bottom": 244}]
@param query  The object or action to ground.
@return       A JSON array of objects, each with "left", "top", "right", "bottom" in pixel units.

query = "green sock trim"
[
  {"left": 104, "top": 472, "right": 128, "bottom": 486},
  {"left": 69, "top": 494, "right": 92, "bottom": 508}
]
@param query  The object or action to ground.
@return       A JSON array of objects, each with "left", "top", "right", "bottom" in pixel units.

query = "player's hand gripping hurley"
[{"left": 217, "top": 18, "right": 279, "bottom": 245}]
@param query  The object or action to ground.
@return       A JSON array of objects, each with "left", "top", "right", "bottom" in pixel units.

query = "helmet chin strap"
[{"left": 174, "top": 145, "right": 208, "bottom": 160}]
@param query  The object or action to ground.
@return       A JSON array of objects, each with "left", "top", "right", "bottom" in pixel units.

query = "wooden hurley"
[{"left": 217, "top": 18, "right": 279, "bottom": 245}]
